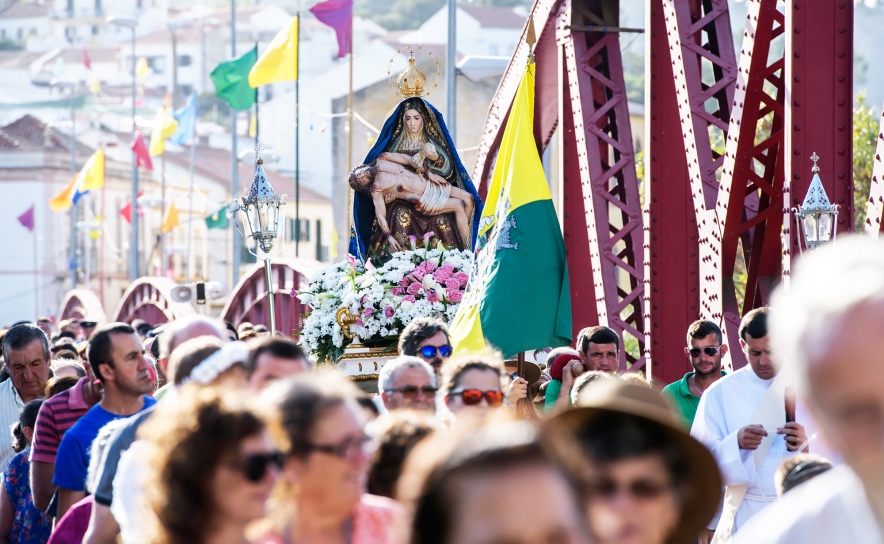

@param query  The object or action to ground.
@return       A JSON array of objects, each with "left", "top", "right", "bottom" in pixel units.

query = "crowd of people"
[{"left": 0, "top": 235, "right": 880, "bottom": 543}]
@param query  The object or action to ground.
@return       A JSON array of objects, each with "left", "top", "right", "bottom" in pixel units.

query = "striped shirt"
[
  {"left": 30, "top": 376, "right": 91, "bottom": 465},
  {"left": 0, "top": 379, "right": 24, "bottom": 469}
]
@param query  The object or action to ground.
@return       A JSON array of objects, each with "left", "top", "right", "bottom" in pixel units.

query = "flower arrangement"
[{"left": 296, "top": 237, "right": 473, "bottom": 363}]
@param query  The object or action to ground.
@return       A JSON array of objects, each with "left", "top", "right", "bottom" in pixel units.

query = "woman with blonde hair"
[
  {"left": 259, "top": 372, "right": 403, "bottom": 544},
  {"left": 141, "top": 387, "right": 281, "bottom": 544}
]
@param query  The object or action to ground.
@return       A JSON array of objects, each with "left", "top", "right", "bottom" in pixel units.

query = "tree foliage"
[{"left": 853, "top": 92, "right": 881, "bottom": 232}]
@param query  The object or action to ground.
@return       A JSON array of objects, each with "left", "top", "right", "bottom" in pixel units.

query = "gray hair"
[
  {"left": 771, "top": 235, "right": 884, "bottom": 393},
  {"left": 378, "top": 356, "right": 436, "bottom": 394},
  {"left": 2, "top": 324, "right": 49, "bottom": 364},
  {"left": 158, "top": 316, "right": 226, "bottom": 360}
]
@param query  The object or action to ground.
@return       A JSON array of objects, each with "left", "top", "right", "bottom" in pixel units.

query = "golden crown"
[
  {"left": 388, "top": 46, "right": 439, "bottom": 98},
  {"left": 397, "top": 52, "right": 427, "bottom": 98}
]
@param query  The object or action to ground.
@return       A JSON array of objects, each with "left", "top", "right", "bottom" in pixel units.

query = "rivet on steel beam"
[
  {"left": 653, "top": 359, "right": 660, "bottom": 365},
  {"left": 839, "top": 101, "right": 845, "bottom": 106},
  {"left": 794, "top": 52, "right": 801, "bottom": 58},
  {"left": 838, "top": 149, "right": 845, "bottom": 155},
  {"left": 838, "top": 77, "right": 845, "bottom": 83},
  {"left": 794, "top": 125, "right": 801, "bottom": 131},
  {"left": 794, "top": 27, "right": 801, "bottom": 34},
  {"left": 794, "top": 150, "right": 801, "bottom": 156},
  {"left": 838, "top": 174, "right": 845, "bottom": 179},
  {"left": 794, "top": 100, "right": 801, "bottom": 106},
  {"left": 794, "top": 2, "right": 800, "bottom": 7},
  {"left": 839, "top": 52, "right": 845, "bottom": 58},
  {"left": 794, "top": 76, "right": 801, "bottom": 82},
  {"left": 690, "top": 304, "right": 696, "bottom": 309},
  {"left": 839, "top": 27, "right": 845, "bottom": 33}
]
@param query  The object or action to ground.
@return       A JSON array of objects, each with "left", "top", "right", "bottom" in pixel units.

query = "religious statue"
[{"left": 348, "top": 51, "right": 483, "bottom": 260}]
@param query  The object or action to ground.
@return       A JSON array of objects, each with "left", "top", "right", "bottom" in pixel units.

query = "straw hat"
[{"left": 550, "top": 379, "right": 722, "bottom": 543}]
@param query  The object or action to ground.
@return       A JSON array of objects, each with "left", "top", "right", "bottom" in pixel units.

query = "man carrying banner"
[{"left": 691, "top": 308, "right": 807, "bottom": 543}]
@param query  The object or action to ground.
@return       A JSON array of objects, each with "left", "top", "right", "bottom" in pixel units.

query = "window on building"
[
  {"left": 180, "top": 84, "right": 193, "bottom": 97},
  {"left": 1, "top": 30, "right": 6, "bottom": 40},
  {"left": 148, "top": 56, "right": 166, "bottom": 74},
  {"left": 16, "top": 28, "right": 22, "bottom": 40},
  {"left": 315, "top": 219, "right": 324, "bottom": 261},
  {"left": 94, "top": 0, "right": 101, "bottom": 15},
  {"left": 91, "top": 25, "right": 99, "bottom": 35},
  {"left": 177, "top": 54, "right": 192, "bottom": 67},
  {"left": 288, "top": 218, "right": 310, "bottom": 242}
]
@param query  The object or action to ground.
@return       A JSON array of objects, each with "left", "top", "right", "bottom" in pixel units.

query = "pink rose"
[
  {"left": 411, "top": 268, "right": 426, "bottom": 281},
  {"left": 434, "top": 268, "right": 453, "bottom": 282},
  {"left": 384, "top": 306, "right": 395, "bottom": 318},
  {"left": 364, "top": 307, "right": 376, "bottom": 317},
  {"left": 390, "top": 287, "right": 405, "bottom": 296},
  {"left": 407, "top": 282, "right": 422, "bottom": 296},
  {"left": 422, "top": 260, "right": 437, "bottom": 273},
  {"left": 403, "top": 295, "right": 416, "bottom": 303},
  {"left": 445, "top": 277, "right": 461, "bottom": 289},
  {"left": 446, "top": 288, "right": 463, "bottom": 302},
  {"left": 453, "top": 272, "right": 469, "bottom": 285},
  {"left": 399, "top": 278, "right": 409, "bottom": 287},
  {"left": 427, "top": 290, "right": 439, "bottom": 304}
]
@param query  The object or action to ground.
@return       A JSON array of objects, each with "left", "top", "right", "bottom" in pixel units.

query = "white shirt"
[
  {"left": 691, "top": 366, "right": 796, "bottom": 532},
  {"left": 0, "top": 379, "right": 25, "bottom": 469},
  {"left": 734, "top": 465, "right": 883, "bottom": 544},
  {"left": 111, "top": 439, "right": 152, "bottom": 544}
]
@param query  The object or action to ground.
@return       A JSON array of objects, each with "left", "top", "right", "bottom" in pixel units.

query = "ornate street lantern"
[
  {"left": 231, "top": 146, "right": 286, "bottom": 332},
  {"left": 792, "top": 152, "right": 839, "bottom": 254}
]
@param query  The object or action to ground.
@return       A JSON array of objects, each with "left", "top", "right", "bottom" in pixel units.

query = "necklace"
[{"left": 691, "top": 374, "right": 709, "bottom": 397}]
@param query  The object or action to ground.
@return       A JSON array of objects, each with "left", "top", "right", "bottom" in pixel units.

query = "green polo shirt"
[{"left": 661, "top": 371, "right": 726, "bottom": 429}]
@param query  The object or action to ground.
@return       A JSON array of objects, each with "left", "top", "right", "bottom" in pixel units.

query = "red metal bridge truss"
[
  {"left": 113, "top": 278, "right": 196, "bottom": 325},
  {"left": 220, "top": 258, "right": 323, "bottom": 337},
  {"left": 476, "top": 0, "right": 854, "bottom": 383}
]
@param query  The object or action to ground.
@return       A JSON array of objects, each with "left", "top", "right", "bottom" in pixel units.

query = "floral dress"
[{"left": 5, "top": 448, "right": 51, "bottom": 544}]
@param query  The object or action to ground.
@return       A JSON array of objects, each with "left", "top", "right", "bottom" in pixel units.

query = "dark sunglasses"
[
  {"left": 304, "top": 434, "right": 371, "bottom": 459},
  {"left": 450, "top": 389, "right": 504, "bottom": 407},
  {"left": 419, "top": 345, "right": 453, "bottom": 358},
  {"left": 236, "top": 451, "right": 285, "bottom": 482},
  {"left": 688, "top": 346, "right": 720, "bottom": 358},
  {"left": 587, "top": 478, "right": 671, "bottom": 500},
  {"left": 388, "top": 385, "right": 438, "bottom": 399}
]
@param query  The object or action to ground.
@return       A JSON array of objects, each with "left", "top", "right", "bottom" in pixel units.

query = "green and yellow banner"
[{"left": 449, "top": 62, "right": 572, "bottom": 358}]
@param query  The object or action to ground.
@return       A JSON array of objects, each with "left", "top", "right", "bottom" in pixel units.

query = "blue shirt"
[{"left": 53, "top": 396, "right": 156, "bottom": 492}]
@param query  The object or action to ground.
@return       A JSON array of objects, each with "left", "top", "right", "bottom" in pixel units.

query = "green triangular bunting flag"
[
  {"left": 205, "top": 206, "right": 229, "bottom": 229},
  {"left": 211, "top": 47, "right": 258, "bottom": 111}
]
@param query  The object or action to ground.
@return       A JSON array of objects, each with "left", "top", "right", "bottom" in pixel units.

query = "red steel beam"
[
  {"left": 647, "top": 0, "right": 700, "bottom": 384},
  {"left": 784, "top": 0, "right": 853, "bottom": 275},
  {"left": 716, "top": 0, "right": 786, "bottom": 370},
  {"left": 562, "top": 0, "right": 648, "bottom": 373}
]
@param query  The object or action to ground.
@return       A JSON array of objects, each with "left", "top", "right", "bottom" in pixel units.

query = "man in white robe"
[
  {"left": 733, "top": 236, "right": 884, "bottom": 543},
  {"left": 691, "top": 307, "right": 807, "bottom": 542}
]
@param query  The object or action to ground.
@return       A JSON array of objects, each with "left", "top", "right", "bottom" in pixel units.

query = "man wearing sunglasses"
[
  {"left": 661, "top": 320, "right": 728, "bottom": 428},
  {"left": 398, "top": 317, "right": 452, "bottom": 378},
  {"left": 379, "top": 356, "right": 437, "bottom": 412}
]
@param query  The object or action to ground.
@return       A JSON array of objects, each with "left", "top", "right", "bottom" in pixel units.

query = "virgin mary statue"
[{"left": 348, "top": 54, "right": 483, "bottom": 260}]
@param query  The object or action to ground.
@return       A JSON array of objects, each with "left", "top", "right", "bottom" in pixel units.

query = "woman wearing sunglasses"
[
  {"left": 140, "top": 387, "right": 280, "bottom": 544},
  {"left": 261, "top": 372, "right": 403, "bottom": 544},
  {"left": 441, "top": 356, "right": 507, "bottom": 416},
  {"left": 551, "top": 380, "right": 722, "bottom": 544}
]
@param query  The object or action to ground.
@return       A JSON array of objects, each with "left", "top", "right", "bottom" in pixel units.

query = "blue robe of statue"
[{"left": 348, "top": 98, "right": 483, "bottom": 259}]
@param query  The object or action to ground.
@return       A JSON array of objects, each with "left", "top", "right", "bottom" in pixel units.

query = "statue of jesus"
[{"left": 349, "top": 158, "right": 475, "bottom": 252}]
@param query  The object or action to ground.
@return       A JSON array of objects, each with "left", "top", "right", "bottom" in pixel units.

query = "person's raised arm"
[{"left": 372, "top": 191, "right": 401, "bottom": 252}]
